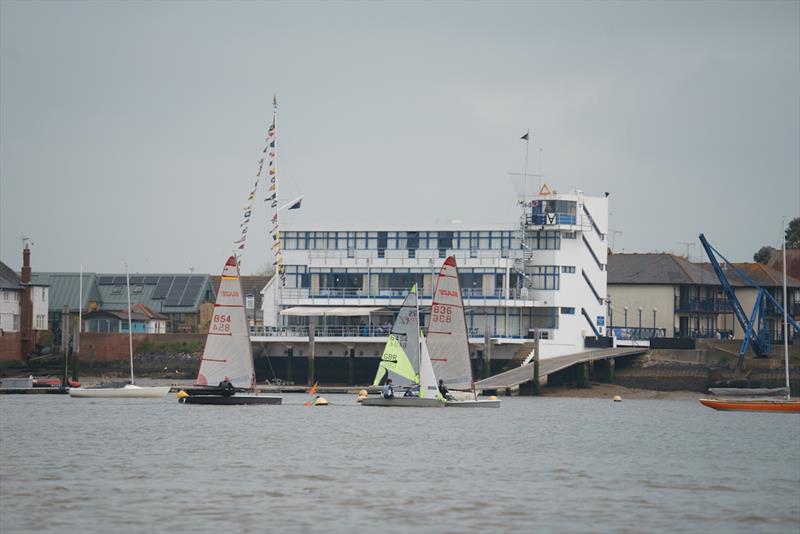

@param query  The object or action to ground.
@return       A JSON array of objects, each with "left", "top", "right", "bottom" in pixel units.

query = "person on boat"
[
  {"left": 218, "top": 376, "right": 235, "bottom": 397},
  {"left": 438, "top": 379, "right": 453, "bottom": 400},
  {"left": 403, "top": 384, "right": 419, "bottom": 397},
  {"left": 382, "top": 378, "right": 394, "bottom": 399}
]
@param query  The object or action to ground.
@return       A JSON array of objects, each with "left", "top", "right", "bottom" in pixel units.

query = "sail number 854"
[
  {"left": 211, "top": 313, "right": 232, "bottom": 333},
  {"left": 432, "top": 304, "right": 452, "bottom": 323}
]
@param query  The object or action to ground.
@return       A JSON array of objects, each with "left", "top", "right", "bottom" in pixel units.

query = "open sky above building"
[{"left": 1, "top": 0, "right": 798, "bottom": 274}]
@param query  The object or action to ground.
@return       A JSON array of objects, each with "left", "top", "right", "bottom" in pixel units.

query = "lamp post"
[
  {"left": 609, "top": 303, "right": 614, "bottom": 330},
  {"left": 624, "top": 306, "right": 628, "bottom": 328},
  {"left": 652, "top": 307, "right": 657, "bottom": 333},
  {"left": 638, "top": 307, "right": 643, "bottom": 330}
]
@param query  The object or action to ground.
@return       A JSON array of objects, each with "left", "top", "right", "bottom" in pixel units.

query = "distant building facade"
[{"left": 607, "top": 253, "right": 800, "bottom": 341}]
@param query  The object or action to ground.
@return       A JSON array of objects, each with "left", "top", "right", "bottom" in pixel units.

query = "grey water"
[{"left": 1, "top": 394, "right": 798, "bottom": 534}]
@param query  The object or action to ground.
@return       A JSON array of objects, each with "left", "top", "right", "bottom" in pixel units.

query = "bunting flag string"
[{"left": 265, "top": 94, "right": 286, "bottom": 285}]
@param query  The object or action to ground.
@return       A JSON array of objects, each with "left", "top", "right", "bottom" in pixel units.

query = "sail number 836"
[
  {"left": 432, "top": 304, "right": 452, "bottom": 323},
  {"left": 211, "top": 313, "right": 232, "bottom": 333}
]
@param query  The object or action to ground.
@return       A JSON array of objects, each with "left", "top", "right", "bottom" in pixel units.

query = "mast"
[
  {"left": 125, "top": 260, "right": 134, "bottom": 384},
  {"left": 782, "top": 219, "right": 790, "bottom": 399},
  {"left": 77, "top": 264, "right": 82, "bottom": 368}
]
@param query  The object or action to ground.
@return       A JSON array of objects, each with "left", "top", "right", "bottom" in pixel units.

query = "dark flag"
[{"left": 520, "top": 132, "right": 529, "bottom": 141}]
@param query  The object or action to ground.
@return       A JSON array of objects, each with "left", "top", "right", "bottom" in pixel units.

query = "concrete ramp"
[{"left": 475, "top": 347, "right": 647, "bottom": 390}]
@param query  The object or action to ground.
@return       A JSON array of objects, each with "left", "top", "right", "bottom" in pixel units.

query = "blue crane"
[{"left": 698, "top": 234, "right": 799, "bottom": 372}]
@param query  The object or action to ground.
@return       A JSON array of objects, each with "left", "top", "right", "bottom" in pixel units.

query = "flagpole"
[
  {"left": 782, "top": 217, "right": 790, "bottom": 399},
  {"left": 522, "top": 129, "right": 530, "bottom": 202},
  {"left": 271, "top": 94, "right": 282, "bottom": 328}
]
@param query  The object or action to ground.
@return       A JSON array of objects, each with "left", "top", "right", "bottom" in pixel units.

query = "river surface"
[{"left": 1, "top": 394, "right": 798, "bottom": 533}]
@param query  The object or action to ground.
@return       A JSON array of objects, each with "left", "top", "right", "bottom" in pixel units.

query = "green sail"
[{"left": 372, "top": 334, "right": 418, "bottom": 386}]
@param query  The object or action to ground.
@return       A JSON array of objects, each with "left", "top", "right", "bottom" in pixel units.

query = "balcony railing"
[
  {"left": 278, "top": 287, "right": 536, "bottom": 301},
  {"left": 674, "top": 297, "right": 732, "bottom": 313},
  {"left": 526, "top": 213, "right": 577, "bottom": 226},
  {"left": 673, "top": 329, "right": 734, "bottom": 339},
  {"left": 250, "top": 325, "right": 506, "bottom": 338},
  {"left": 610, "top": 327, "right": 667, "bottom": 340}
]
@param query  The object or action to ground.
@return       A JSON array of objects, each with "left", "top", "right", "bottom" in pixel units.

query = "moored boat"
[{"left": 699, "top": 398, "right": 800, "bottom": 412}]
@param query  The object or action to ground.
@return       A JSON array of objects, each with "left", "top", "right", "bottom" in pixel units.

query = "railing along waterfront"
[
  {"left": 610, "top": 326, "right": 667, "bottom": 340},
  {"left": 251, "top": 325, "right": 513, "bottom": 339}
]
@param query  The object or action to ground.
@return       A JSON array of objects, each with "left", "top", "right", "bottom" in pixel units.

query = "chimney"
[
  {"left": 20, "top": 244, "right": 34, "bottom": 353},
  {"left": 21, "top": 245, "right": 31, "bottom": 283}
]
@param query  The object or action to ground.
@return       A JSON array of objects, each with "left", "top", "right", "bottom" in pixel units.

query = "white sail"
[
  {"left": 418, "top": 335, "right": 441, "bottom": 400},
  {"left": 427, "top": 256, "right": 473, "bottom": 390},
  {"left": 196, "top": 256, "right": 255, "bottom": 389}
]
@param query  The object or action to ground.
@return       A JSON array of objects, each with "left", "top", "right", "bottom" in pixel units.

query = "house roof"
[
  {"left": 607, "top": 253, "right": 719, "bottom": 286},
  {"left": 0, "top": 261, "right": 22, "bottom": 291},
  {"left": 608, "top": 253, "right": 800, "bottom": 288},
  {"left": 132, "top": 303, "right": 168, "bottom": 321},
  {"left": 768, "top": 248, "right": 800, "bottom": 282},
  {"left": 95, "top": 274, "right": 215, "bottom": 314},
  {"left": 30, "top": 273, "right": 101, "bottom": 313},
  {"left": 210, "top": 275, "right": 270, "bottom": 309},
  {"left": 83, "top": 309, "right": 151, "bottom": 322}
]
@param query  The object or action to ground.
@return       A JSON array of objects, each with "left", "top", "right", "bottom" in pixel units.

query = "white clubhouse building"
[{"left": 255, "top": 188, "right": 608, "bottom": 370}]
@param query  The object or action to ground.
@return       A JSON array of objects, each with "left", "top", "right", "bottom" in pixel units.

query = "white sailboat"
[
  {"left": 362, "top": 284, "right": 445, "bottom": 407},
  {"left": 178, "top": 256, "right": 281, "bottom": 405},
  {"left": 428, "top": 256, "right": 500, "bottom": 408},
  {"left": 69, "top": 262, "right": 170, "bottom": 399}
]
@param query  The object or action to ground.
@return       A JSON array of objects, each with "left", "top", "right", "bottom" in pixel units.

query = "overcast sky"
[{"left": 1, "top": 0, "right": 798, "bottom": 275}]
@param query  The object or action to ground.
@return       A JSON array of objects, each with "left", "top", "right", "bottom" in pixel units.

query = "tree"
[
  {"left": 753, "top": 246, "right": 775, "bottom": 264},
  {"left": 251, "top": 262, "right": 275, "bottom": 278},
  {"left": 786, "top": 217, "right": 800, "bottom": 248}
]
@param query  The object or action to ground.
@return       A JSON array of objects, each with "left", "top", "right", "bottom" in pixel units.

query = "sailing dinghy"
[
  {"left": 362, "top": 284, "right": 445, "bottom": 407},
  {"left": 178, "top": 256, "right": 281, "bottom": 405},
  {"left": 69, "top": 263, "right": 170, "bottom": 399},
  {"left": 428, "top": 256, "right": 500, "bottom": 408}
]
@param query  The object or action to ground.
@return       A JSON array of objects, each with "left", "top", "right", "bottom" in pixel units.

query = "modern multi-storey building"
[{"left": 254, "top": 187, "right": 608, "bottom": 380}]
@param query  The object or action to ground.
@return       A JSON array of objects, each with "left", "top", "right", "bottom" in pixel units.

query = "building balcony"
[
  {"left": 302, "top": 248, "right": 524, "bottom": 268},
  {"left": 526, "top": 213, "right": 577, "bottom": 226},
  {"left": 674, "top": 296, "right": 732, "bottom": 313},
  {"left": 277, "top": 287, "right": 539, "bottom": 307},
  {"left": 249, "top": 324, "right": 537, "bottom": 342}
]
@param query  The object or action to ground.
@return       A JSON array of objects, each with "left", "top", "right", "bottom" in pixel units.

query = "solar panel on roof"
[
  {"left": 152, "top": 277, "right": 172, "bottom": 299},
  {"left": 178, "top": 294, "right": 196, "bottom": 306},
  {"left": 165, "top": 276, "right": 189, "bottom": 306},
  {"left": 113, "top": 276, "right": 127, "bottom": 285},
  {"left": 98, "top": 276, "right": 114, "bottom": 285},
  {"left": 144, "top": 276, "right": 159, "bottom": 284},
  {"left": 129, "top": 275, "right": 144, "bottom": 284}
]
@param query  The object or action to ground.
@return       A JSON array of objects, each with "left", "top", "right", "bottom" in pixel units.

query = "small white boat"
[
  {"left": 69, "top": 384, "right": 171, "bottom": 398},
  {"left": 69, "top": 262, "right": 170, "bottom": 399}
]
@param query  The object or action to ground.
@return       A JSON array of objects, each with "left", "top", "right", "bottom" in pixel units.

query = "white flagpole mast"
[
  {"left": 124, "top": 260, "right": 134, "bottom": 384},
  {"left": 522, "top": 129, "right": 530, "bottom": 202},
  {"left": 271, "top": 94, "right": 282, "bottom": 327},
  {"left": 77, "top": 264, "right": 82, "bottom": 364},
  {"left": 782, "top": 218, "right": 790, "bottom": 399}
]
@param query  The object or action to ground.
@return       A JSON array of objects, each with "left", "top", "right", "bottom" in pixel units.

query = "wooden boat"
[
  {"left": 699, "top": 232, "right": 798, "bottom": 413},
  {"left": 178, "top": 256, "right": 281, "bottom": 406},
  {"left": 699, "top": 398, "right": 800, "bottom": 412}
]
